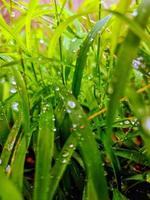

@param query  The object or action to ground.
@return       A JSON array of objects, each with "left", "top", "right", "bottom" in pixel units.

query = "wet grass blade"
[
  {"left": 48, "top": 89, "right": 109, "bottom": 200},
  {"left": 48, "top": 129, "right": 78, "bottom": 200},
  {"left": 48, "top": 10, "right": 98, "bottom": 58},
  {"left": 0, "top": 15, "right": 26, "bottom": 51},
  {"left": 26, "top": 0, "right": 38, "bottom": 52},
  {"left": 63, "top": 92, "right": 109, "bottom": 200},
  {"left": 0, "top": 168, "right": 23, "bottom": 200},
  {"left": 10, "top": 135, "right": 26, "bottom": 190},
  {"left": 12, "top": 67, "right": 30, "bottom": 143},
  {"left": 72, "top": 15, "right": 111, "bottom": 98},
  {"left": 8, "top": 67, "right": 30, "bottom": 190},
  {"left": 108, "top": 10, "right": 150, "bottom": 46},
  {"left": 0, "top": 117, "right": 21, "bottom": 170},
  {"left": 33, "top": 101, "right": 54, "bottom": 200},
  {"left": 105, "top": 0, "right": 150, "bottom": 188}
]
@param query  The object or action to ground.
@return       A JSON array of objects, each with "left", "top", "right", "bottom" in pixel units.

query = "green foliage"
[{"left": 0, "top": 0, "right": 150, "bottom": 200}]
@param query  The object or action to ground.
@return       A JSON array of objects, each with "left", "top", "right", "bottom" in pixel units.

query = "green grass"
[{"left": 0, "top": 0, "right": 150, "bottom": 199}]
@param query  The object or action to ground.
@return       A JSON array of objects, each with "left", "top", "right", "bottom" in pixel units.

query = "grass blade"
[
  {"left": 33, "top": 100, "right": 54, "bottom": 200},
  {"left": 105, "top": 0, "right": 150, "bottom": 188},
  {"left": 0, "top": 168, "right": 23, "bottom": 200},
  {"left": 0, "top": 117, "right": 21, "bottom": 170},
  {"left": 48, "top": 89, "right": 109, "bottom": 200},
  {"left": 72, "top": 15, "right": 111, "bottom": 98}
]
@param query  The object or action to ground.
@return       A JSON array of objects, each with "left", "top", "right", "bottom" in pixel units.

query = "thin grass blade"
[
  {"left": 72, "top": 15, "right": 111, "bottom": 98},
  {"left": 33, "top": 101, "right": 54, "bottom": 200}
]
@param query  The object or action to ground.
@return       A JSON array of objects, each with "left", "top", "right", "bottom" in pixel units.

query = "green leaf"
[
  {"left": 72, "top": 15, "right": 111, "bottom": 98},
  {"left": 48, "top": 10, "right": 99, "bottom": 58},
  {"left": 48, "top": 89, "right": 109, "bottom": 200},
  {"left": 0, "top": 117, "right": 21, "bottom": 170},
  {"left": 105, "top": 0, "right": 150, "bottom": 189},
  {"left": 0, "top": 168, "right": 23, "bottom": 200},
  {"left": 113, "top": 189, "right": 128, "bottom": 200},
  {"left": 33, "top": 100, "right": 54, "bottom": 200}
]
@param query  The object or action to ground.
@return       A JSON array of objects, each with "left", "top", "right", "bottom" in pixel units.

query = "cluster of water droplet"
[{"left": 10, "top": 78, "right": 17, "bottom": 94}]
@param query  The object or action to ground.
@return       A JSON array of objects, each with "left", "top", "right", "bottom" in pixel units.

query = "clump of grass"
[{"left": 0, "top": 0, "right": 150, "bottom": 200}]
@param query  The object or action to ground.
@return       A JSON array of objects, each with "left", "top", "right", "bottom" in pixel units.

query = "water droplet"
[
  {"left": 0, "top": 159, "right": 2, "bottom": 165},
  {"left": 5, "top": 165, "right": 11, "bottom": 173},
  {"left": 53, "top": 128, "right": 57, "bottom": 132},
  {"left": 72, "top": 38, "right": 76, "bottom": 42},
  {"left": 132, "top": 10, "right": 138, "bottom": 17},
  {"left": 72, "top": 124, "right": 77, "bottom": 128},
  {"left": 11, "top": 79, "right": 16, "bottom": 85},
  {"left": 69, "top": 144, "right": 74, "bottom": 148},
  {"left": 62, "top": 152, "right": 69, "bottom": 158},
  {"left": 62, "top": 159, "right": 67, "bottom": 164},
  {"left": 90, "top": 38, "right": 94, "bottom": 42},
  {"left": 124, "top": 120, "right": 130, "bottom": 125},
  {"left": 55, "top": 87, "right": 59, "bottom": 91},
  {"left": 39, "top": 39, "right": 44, "bottom": 44},
  {"left": 66, "top": 109, "right": 72, "bottom": 113},
  {"left": 9, "top": 40, "right": 15, "bottom": 46},
  {"left": 12, "top": 102, "right": 19, "bottom": 111},
  {"left": 10, "top": 88, "right": 17, "bottom": 94},
  {"left": 143, "top": 117, "right": 150, "bottom": 134},
  {"left": 68, "top": 101, "right": 76, "bottom": 109}
]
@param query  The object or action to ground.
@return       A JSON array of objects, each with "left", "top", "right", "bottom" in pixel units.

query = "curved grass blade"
[
  {"left": 0, "top": 168, "right": 23, "bottom": 200},
  {"left": 48, "top": 89, "right": 109, "bottom": 200},
  {"left": 8, "top": 67, "right": 30, "bottom": 190},
  {"left": 72, "top": 15, "right": 111, "bottom": 98},
  {"left": 47, "top": 10, "right": 99, "bottom": 58},
  {"left": 33, "top": 101, "right": 54, "bottom": 200},
  {"left": 63, "top": 92, "right": 109, "bottom": 200},
  {"left": 105, "top": 0, "right": 150, "bottom": 189},
  {"left": 108, "top": 10, "right": 150, "bottom": 46},
  {"left": 12, "top": 67, "right": 30, "bottom": 143}
]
